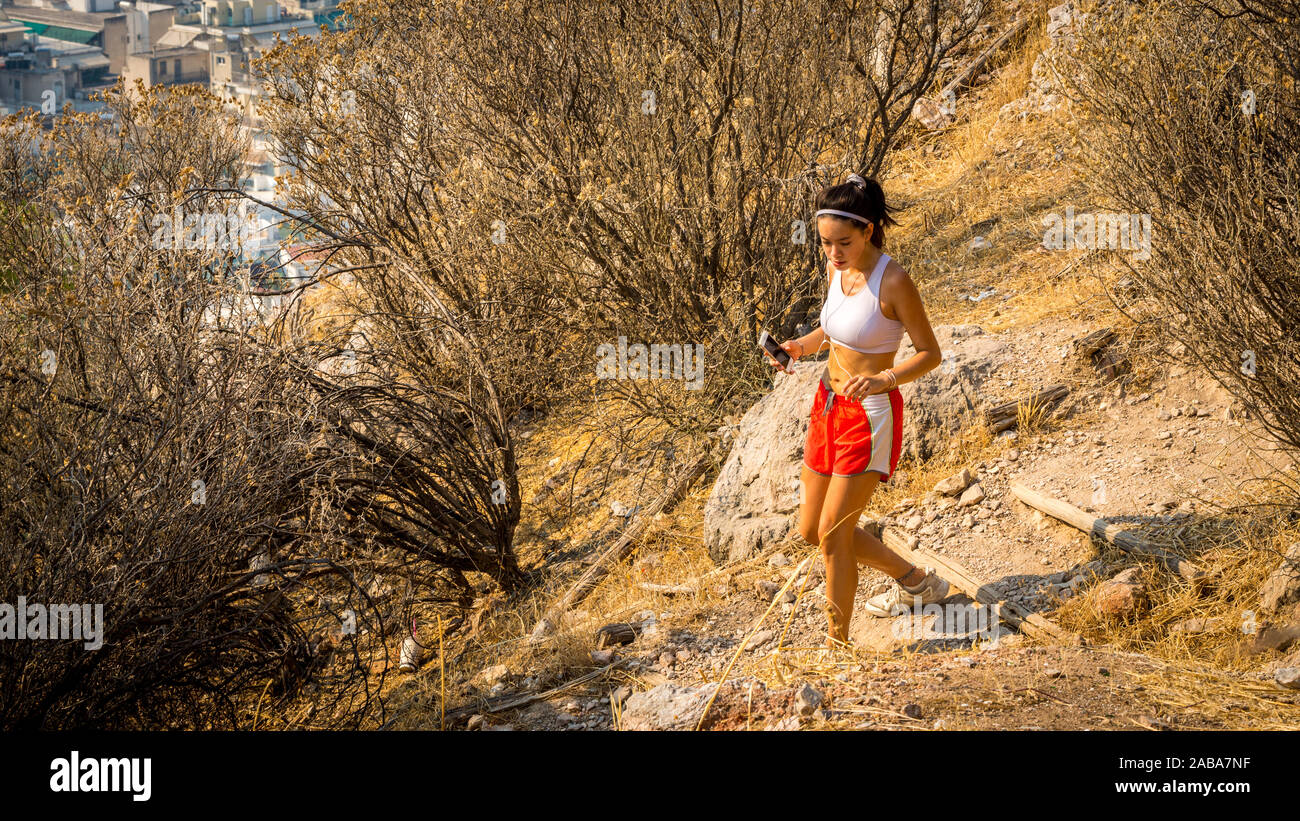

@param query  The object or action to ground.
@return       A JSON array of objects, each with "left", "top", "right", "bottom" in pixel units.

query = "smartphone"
[{"left": 758, "top": 330, "right": 792, "bottom": 368}]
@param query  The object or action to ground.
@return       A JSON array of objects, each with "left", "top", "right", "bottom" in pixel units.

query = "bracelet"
[
  {"left": 885, "top": 368, "right": 898, "bottom": 389},
  {"left": 794, "top": 340, "right": 805, "bottom": 358}
]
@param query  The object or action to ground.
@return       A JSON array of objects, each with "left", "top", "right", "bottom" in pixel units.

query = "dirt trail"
[
  {"left": 468, "top": 641, "right": 1277, "bottom": 731},
  {"left": 893, "top": 319, "right": 1290, "bottom": 585}
]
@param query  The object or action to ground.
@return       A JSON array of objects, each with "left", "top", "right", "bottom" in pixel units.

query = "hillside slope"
[{"left": 379, "top": 1, "right": 1300, "bottom": 731}]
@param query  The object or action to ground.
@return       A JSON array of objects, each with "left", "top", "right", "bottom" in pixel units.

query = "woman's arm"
[
  {"left": 848, "top": 265, "right": 943, "bottom": 395},
  {"left": 793, "top": 326, "right": 826, "bottom": 359},
  {"left": 884, "top": 266, "right": 942, "bottom": 386}
]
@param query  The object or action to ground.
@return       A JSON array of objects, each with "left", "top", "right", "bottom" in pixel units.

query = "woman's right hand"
[{"left": 765, "top": 340, "right": 802, "bottom": 375}]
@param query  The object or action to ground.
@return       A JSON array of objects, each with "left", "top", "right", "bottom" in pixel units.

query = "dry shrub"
[
  {"left": 1065, "top": 0, "right": 1300, "bottom": 500},
  {"left": 256, "top": 0, "right": 986, "bottom": 443},
  {"left": 0, "top": 82, "right": 522, "bottom": 728},
  {"left": 0, "top": 90, "right": 384, "bottom": 728}
]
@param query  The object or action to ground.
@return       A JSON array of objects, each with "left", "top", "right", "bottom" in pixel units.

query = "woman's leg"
[
  {"left": 797, "top": 464, "right": 832, "bottom": 545},
  {"left": 816, "top": 471, "right": 882, "bottom": 649},
  {"left": 846, "top": 506, "right": 923, "bottom": 583},
  {"left": 816, "top": 472, "right": 930, "bottom": 648}
]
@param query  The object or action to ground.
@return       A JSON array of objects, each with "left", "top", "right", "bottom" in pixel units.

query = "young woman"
[{"left": 762, "top": 173, "right": 950, "bottom": 652}]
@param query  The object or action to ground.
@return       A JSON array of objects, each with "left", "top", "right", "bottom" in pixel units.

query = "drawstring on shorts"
[{"left": 820, "top": 371, "right": 848, "bottom": 417}]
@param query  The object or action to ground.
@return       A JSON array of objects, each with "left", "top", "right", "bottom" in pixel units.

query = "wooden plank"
[
  {"left": 526, "top": 449, "right": 715, "bottom": 645},
  {"left": 879, "top": 527, "right": 1081, "bottom": 646},
  {"left": 440, "top": 661, "right": 626, "bottom": 725},
  {"left": 940, "top": 16, "right": 1033, "bottom": 99},
  {"left": 1009, "top": 482, "right": 1208, "bottom": 584},
  {"left": 1071, "top": 328, "right": 1116, "bottom": 358},
  {"left": 985, "top": 385, "right": 1069, "bottom": 422}
]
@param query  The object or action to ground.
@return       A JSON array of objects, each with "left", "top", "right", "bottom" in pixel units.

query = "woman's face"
[{"left": 817, "top": 216, "right": 872, "bottom": 269}]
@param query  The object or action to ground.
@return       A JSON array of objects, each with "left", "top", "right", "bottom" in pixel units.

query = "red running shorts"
[{"left": 803, "top": 374, "right": 904, "bottom": 480}]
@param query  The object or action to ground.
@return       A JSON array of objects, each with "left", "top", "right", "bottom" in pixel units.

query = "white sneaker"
[{"left": 861, "top": 568, "right": 951, "bottom": 617}]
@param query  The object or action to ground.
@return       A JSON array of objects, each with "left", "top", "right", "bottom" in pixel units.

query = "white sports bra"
[{"left": 818, "top": 253, "right": 905, "bottom": 355}]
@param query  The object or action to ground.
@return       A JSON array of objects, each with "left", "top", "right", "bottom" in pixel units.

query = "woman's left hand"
[{"left": 841, "top": 372, "right": 889, "bottom": 400}]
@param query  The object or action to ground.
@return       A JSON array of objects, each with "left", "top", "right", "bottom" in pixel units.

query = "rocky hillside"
[{"left": 381, "top": 0, "right": 1300, "bottom": 732}]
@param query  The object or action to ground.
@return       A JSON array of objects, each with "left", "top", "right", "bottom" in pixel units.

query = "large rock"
[
  {"left": 958, "top": 483, "right": 987, "bottom": 507},
  {"left": 1047, "top": 2, "right": 1081, "bottom": 48},
  {"left": 998, "top": 1, "right": 1089, "bottom": 121},
  {"left": 620, "top": 682, "right": 719, "bottom": 731},
  {"left": 703, "top": 360, "right": 821, "bottom": 564},
  {"left": 703, "top": 325, "right": 1009, "bottom": 565},
  {"left": 794, "top": 683, "right": 824, "bottom": 716},
  {"left": 896, "top": 324, "right": 1008, "bottom": 463},
  {"left": 1095, "top": 567, "right": 1146, "bottom": 617},
  {"left": 620, "top": 679, "right": 797, "bottom": 731},
  {"left": 934, "top": 468, "right": 974, "bottom": 496},
  {"left": 1250, "top": 624, "right": 1300, "bottom": 655},
  {"left": 480, "top": 663, "right": 511, "bottom": 686}
]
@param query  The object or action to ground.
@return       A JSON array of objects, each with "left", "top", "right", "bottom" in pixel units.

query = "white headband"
[{"left": 815, "top": 208, "right": 872, "bottom": 225}]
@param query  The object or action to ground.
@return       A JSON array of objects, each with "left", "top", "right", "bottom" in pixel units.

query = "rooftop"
[
  {"left": 2, "top": 6, "right": 111, "bottom": 32},
  {"left": 131, "top": 44, "right": 205, "bottom": 59}
]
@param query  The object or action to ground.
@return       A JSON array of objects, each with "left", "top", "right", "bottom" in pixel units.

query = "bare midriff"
[{"left": 822, "top": 344, "right": 897, "bottom": 397}]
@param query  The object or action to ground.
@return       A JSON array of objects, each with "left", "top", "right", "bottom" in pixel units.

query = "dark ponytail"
[{"left": 814, "top": 174, "right": 899, "bottom": 249}]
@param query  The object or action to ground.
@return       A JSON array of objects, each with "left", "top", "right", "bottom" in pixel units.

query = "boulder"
[
  {"left": 1095, "top": 568, "right": 1146, "bottom": 617},
  {"left": 620, "top": 682, "right": 720, "bottom": 731},
  {"left": 998, "top": 1, "right": 1088, "bottom": 122},
  {"left": 480, "top": 663, "right": 511, "bottom": 686},
  {"left": 794, "top": 683, "right": 824, "bottom": 716},
  {"left": 702, "top": 360, "right": 820, "bottom": 564},
  {"left": 1109, "top": 567, "right": 1143, "bottom": 585},
  {"left": 1047, "top": 2, "right": 1078, "bottom": 46},
  {"left": 754, "top": 579, "right": 783, "bottom": 600},
  {"left": 896, "top": 325, "right": 1008, "bottom": 463},
  {"left": 764, "top": 715, "right": 802, "bottom": 731},
  {"left": 958, "top": 483, "right": 987, "bottom": 507},
  {"left": 744, "top": 629, "right": 776, "bottom": 651},
  {"left": 934, "top": 468, "right": 974, "bottom": 496},
  {"left": 912, "top": 96, "right": 953, "bottom": 130},
  {"left": 1250, "top": 623, "right": 1300, "bottom": 655}
]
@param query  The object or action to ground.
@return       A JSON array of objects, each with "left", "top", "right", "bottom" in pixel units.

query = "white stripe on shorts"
[{"left": 860, "top": 392, "right": 894, "bottom": 477}]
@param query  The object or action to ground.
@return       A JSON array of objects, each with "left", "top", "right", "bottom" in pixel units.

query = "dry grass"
[
  {"left": 884, "top": 16, "right": 1120, "bottom": 335},
  {"left": 1045, "top": 478, "right": 1300, "bottom": 728}
]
